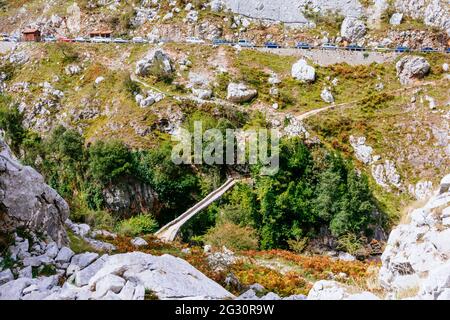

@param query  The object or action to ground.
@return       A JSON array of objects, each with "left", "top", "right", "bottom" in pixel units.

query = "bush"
[
  {"left": 287, "top": 237, "right": 309, "bottom": 254},
  {"left": 0, "top": 62, "right": 16, "bottom": 80},
  {"left": 203, "top": 222, "right": 259, "bottom": 251},
  {"left": 84, "top": 210, "right": 116, "bottom": 231},
  {"left": 123, "top": 75, "right": 141, "bottom": 97},
  {"left": 88, "top": 140, "right": 133, "bottom": 183},
  {"left": 336, "top": 233, "right": 365, "bottom": 256},
  {"left": 116, "top": 213, "right": 159, "bottom": 237},
  {"left": 0, "top": 102, "right": 25, "bottom": 153}
]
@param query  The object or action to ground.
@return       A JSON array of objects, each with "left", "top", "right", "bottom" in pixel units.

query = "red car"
[{"left": 57, "top": 36, "right": 74, "bottom": 43}]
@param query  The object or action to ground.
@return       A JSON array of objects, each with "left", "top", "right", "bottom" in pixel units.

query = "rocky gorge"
[
  {"left": 1, "top": 136, "right": 450, "bottom": 299},
  {"left": 0, "top": 0, "right": 449, "bottom": 303}
]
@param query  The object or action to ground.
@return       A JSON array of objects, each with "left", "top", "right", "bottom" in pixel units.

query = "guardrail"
[{"left": 0, "top": 38, "right": 448, "bottom": 54}]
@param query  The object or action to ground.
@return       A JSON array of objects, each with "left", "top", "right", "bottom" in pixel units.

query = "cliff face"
[
  {"left": 0, "top": 139, "right": 69, "bottom": 246},
  {"left": 220, "top": 0, "right": 363, "bottom": 24},
  {"left": 379, "top": 174, "right": 450, "bottom": 299},
  {"left": 219, "top": 0, "right": 449, "bottom": 34},
  {"left": 394, "top": 0, "right": 450, "bottom": 35}
]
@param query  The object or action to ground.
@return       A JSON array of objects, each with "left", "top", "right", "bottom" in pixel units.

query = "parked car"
[
  {"left": 0, "top": 33, "right": 9, "bottom": 41},
  {"left": 345, "top": 44, "right": 365, "bottom": 51},
  {"left": 132, "top": 36, "right": 146, "bottom": 44},
  {"left": 446, "top": 47, "right": 450, "bottom": 54},
  {"left": 185, "top": 37, "right": 205, "bottom": 44},
  {"left": 43, "top": 36, "right": 57, "bottom": 42},
  {"left": 90, "top": 36, "right": 102, "bottom": 43},
  {"left": 395, "top": 46, "right": 410, "bottom": 53},
  {"left": 236, "top": 39, "right": 254, "bottom": 47},
  {"left": 295, "top": 42, "right": 312, "bottom": 49},
  {"left": 9, "top": 36, "right": 19, "bottom": 42},
  {"left": 420, "top": 47, "right": 437, "bottom": 53},
  {"left": 74, "top": 37, "right": 87, "bottom": 43},
  {"left": 264, "top": 42, "right": 281, "bottom": 49},
  {"left": 375, "top": 45, "right": 390, "bottom": 52},
  {"left": 212, "top": 38, "right": 231, "bottom": 46},
  {"left": 321, "top": 43, "right": 338, "bottom": 50},
  {"left": 57, "top": 36, "right": 74, "bottom": 43},
  {"left": 113, "top": 38, "right": 128, "bottom": 43}
]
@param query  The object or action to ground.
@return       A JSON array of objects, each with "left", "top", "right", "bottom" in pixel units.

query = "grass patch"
[{"left": 68, "top": 230, "right": 97, "bottom": 254}]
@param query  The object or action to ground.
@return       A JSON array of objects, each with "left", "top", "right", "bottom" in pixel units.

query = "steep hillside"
[
  {"left": 0, "top": 0, "right": 449, "bottom": 301},
  {"left": 0, "top": 0, "right": 448, "bottom": 48}
]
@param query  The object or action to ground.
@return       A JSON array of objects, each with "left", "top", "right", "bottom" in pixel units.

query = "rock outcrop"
[
  {"left": 0, "top": 249, "right": 234, "bottom": 300},
  {"left": 307, "top": 280, "right": 379, "bottom": 300},
  {"left": 340, "top": 17, "right": 367, "bottom": 42},
  {"left": 219, "top": 0, "right": 364, "bottom": 26},
  {"left": 227, "top": 83, "right": 257, "bottom": 103},
  {"left": 135, "top": 49, "right": 174, "bottom": 79},
  {"left": 379, "top": 174, "right": 450, "bottom": 299},
  {"left": 102, "top": 179, "right": 158, "bottom": 216},
  {"left": 396, "top": 56, "right": 430, "bottom": 85},
  {"left": 349, "top": 136, "right": 374, "bottom": 165},
  {"left": 0, "top": 139, "right": 69, "bottom": 246},
  {"left": 291, "top": 59, "right": 316, "bottom": 82},
  {"left": 394, "top": 0, "right": 450, "bottom": 35}
]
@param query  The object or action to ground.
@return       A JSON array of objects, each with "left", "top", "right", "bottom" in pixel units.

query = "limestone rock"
[
  {"left": 379, "top": 177, "right": 450, "bottom": 299},
  {"left": 320, "top": 88, "right": 334, "bottom": 103},
  {"left": 226, "top": 83, "right": 257, "bottom": 103},
  {"left": 135, "top": 49, "right": 174, "bottom": 79},
  {"left": 340, "top": 17, "right": 367, "bottom": 42},
  {"left": 0, "top": 139, "right": 69, "bottom": 246},
  {"left": 94, "top": 274, "right": 126, "bottom": 298},
  {"left": 55, "top": 247, "right": 75, "bottom": 264},
  {"left": 131, "top": 237, "right": 148, "bottom": 247},
  {"left": 390, "top": 13, "right": 403, "bottom": 25},
  {"left": 349, "top": 136, "right": 373, "bottom": 165},
  {"left": 87, "top": 252, "right": 234, "bottom": 299},
  {"left": 307, "top": 280, "right": 379, "bottom": 300},
  {"left": 74, "top": 254, "right": 109, "bottom": 287},
  {"left": 396, "top": 56, "right": 430, "bottom": 85},
  {"left": 291, "top": 59, "right": 315, "bottom": 82},
  {"left": 0, "top": 269, "right": 14, "bottom": 285}
]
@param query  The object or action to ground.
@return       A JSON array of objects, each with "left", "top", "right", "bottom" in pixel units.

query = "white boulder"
[
  {"left": 308, "top": 280, "right": 379, "bottom": 300},
  {"left": 396, "top": 56, "right": 430, "bottom": 85},
  {"left": 320, "top": 88, "right": 334, "bottom": 103},
  {"left": 340, "top": 17, "right": 366, "bottom": 42},
  {"left": 226, "top": 83, "right": 257, "bottom": 103},
  {"left": 291, "top": 59, "right": 315, "bottom": 82},
  {"left": 131, "top": 237, "right": 148, "bottom": 247},
  {"left": 87, "top": 252, "right": 234, "bottom": 299}
]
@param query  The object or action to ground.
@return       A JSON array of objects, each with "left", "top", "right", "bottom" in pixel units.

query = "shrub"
[
  {"left": 203, "top": 222, "right": 259, "bottom": 251},
  {"left": 0, "top": 101, "right": 25, "bottom": 152},
  {"left": 287, "top": 237, "right": 309, "bottom": 254},
  {"left": 88, "top": 140, "right": 133, "bottom": 183},
  {"left": 0, "top": 62, "right": 16, "bottom": 80},
  {"left": 83, "top": 210, "right": 116, "bottom": 231},
  {"left": 336, "top": 233, "right": 365, "bottom": 256},
  {"left": 117, "top": 213, "right": 159, "bottom": 237},
  {"left": 123, "top": 75, "right": 141, "bottom": 97}
]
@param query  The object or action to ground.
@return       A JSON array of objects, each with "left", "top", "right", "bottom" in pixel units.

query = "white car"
[
  {"left": 74, "top": 37, "right": 87, "bottom": 43},
  {"left": 91, "top": 36, "right": 105, "bottom": 43},
  {"left": 113, "top": 38, "right": 128, "bottom": 43},
  {"left": 43, "top": 36, "right": 56, "bottom": 42},
  {"left": 185, "top": 37, "right": 205, "bottom": 44},
  {"left": 132, "top": 37, "right": 145, "bottom": 44}
]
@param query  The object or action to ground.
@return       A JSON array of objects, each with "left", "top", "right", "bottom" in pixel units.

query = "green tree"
[
  {"left": 88, "top": 140, "right": 133, "bottom": 183},
  {"left": 0, "top": 101, "right": 25, "bottom": 153}
]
